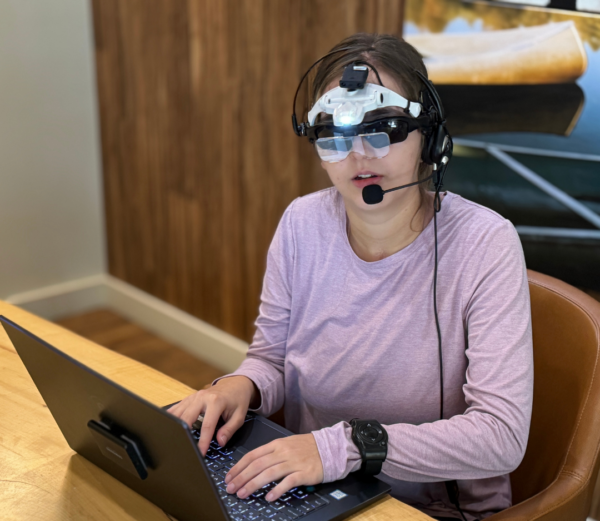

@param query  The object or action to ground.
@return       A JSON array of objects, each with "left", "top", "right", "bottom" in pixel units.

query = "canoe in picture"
[
  {"left": 405, "top": 21, "right": 588, "bottom": 84},
  {"left": 436, "top": 83, "right": 584, "bottom": 136}
]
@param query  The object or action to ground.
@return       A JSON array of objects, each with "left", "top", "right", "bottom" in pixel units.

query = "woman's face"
[{"left": 318, "top": 70, "right": 423, "bottom": 214}]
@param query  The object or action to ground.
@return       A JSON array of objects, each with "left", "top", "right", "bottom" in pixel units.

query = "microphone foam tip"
[{"left": 362, "top": 184, "right": 384, "bottom": 205}]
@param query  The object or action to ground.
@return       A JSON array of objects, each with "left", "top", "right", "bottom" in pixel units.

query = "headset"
[{"left": 292, "top": 49, "right": 465, "bottom": 521}]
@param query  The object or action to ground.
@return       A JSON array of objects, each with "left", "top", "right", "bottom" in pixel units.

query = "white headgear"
[{"left": 308, "top": 83, "right": 422, "bottom": 127}]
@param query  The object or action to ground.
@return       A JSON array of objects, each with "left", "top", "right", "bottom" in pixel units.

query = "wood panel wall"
[{"left": 91, "top": 0, "right": 405, "bottom": 342}]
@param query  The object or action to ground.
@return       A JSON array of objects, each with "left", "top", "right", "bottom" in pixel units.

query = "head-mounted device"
[
  {"left": 291, "top": 52, "right": 451, "bottom": 175},
  {"left": 293, "top": 61, "right": 433, "bottom": 163}
]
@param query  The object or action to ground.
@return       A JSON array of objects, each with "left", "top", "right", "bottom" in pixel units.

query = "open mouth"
[
  {"left": 351, "top": 173, "right": 382, "bottom": 189},
  {"left": 352, "top": 173, "right": 380, "bottom": 180}
]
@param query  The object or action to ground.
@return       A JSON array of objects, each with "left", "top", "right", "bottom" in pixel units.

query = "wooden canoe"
[{"left": 405, "top": 21, "right": 588, "bottom": 85}]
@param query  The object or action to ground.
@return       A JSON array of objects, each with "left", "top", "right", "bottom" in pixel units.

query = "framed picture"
[
  {"left": 403, "top": 0, "right": 600, "bottom": 290},
  {"left": 404, "top": 0, "right": 600, "bottom": 154}
]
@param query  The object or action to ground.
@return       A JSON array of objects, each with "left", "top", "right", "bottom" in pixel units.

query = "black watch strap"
[
  {"left": 350, "top": 419, "right": 388, "bottom": 476},
  {"left": 362, "top": 458, "right": 383, "bottom": 475}
]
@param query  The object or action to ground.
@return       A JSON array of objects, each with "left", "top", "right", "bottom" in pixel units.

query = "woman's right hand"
[{"left": 167, "top": 375, "right": 259, "bottom": 456}]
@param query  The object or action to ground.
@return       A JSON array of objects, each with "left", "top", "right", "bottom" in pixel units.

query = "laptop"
[{"left": 1, "top": 316, "right": 391, "bottom": 521}]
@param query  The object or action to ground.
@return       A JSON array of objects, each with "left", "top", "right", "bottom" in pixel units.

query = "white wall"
[{"left": 0, "top": 0, "right": 105, "bottom": 302}]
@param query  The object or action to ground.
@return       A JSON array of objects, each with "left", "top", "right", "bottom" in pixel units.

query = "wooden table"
[{"left": 0, "top": 301, "right": 434, "bottom": 521}]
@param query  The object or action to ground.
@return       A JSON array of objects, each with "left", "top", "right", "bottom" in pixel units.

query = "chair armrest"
[{"left": 487, "top": 471, "right": 595, "bottom": 521}]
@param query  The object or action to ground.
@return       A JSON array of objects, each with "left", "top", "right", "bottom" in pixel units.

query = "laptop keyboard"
[{"left": 192, "top": 431, "right": 330, "bottom": 520}]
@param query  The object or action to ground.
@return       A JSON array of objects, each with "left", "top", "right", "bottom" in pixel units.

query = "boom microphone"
[{"left": 362, "top": 174, "right": 434, "bottom": 205}]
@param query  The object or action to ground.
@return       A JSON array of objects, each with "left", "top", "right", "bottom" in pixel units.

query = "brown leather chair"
[{"left": 487, "top": 270, "right": 600, "bottom": 520}]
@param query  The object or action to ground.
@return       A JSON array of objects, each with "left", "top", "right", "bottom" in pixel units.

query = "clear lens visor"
[{"left": 315, "top": 133, "right": 390, "bottom": 163}]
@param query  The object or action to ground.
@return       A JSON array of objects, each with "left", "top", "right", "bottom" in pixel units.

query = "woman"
[{"left": 168, "top": 33, "right": 533, "bottom": 521}]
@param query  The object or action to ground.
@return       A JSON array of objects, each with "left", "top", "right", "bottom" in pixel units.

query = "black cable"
[
  {"left": 445, "top": 482, "right": 469, "bottom": 521},
  {"left": 433, "top": 185, "right": 444, "bottom": 421},
  {"left": 433, "top": 164, "right": 468, "bottom": 521},
  {"left": 352, "top": 60, "right": 385, "bottom": 87}
]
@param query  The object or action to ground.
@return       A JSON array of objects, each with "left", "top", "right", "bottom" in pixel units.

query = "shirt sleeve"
[
  {"left": 312, "top": 219, "right": 534, "bottom": 483},
  {"left": 212, "top": 199, "right": 298, "bottom": 418}
]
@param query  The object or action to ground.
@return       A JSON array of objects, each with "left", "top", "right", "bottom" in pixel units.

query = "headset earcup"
[
  {"left": 431, "top": 125, "right": 449, "bottom": 165},
  {"left": 421, "top": 130, "right": 434, "bottom": 165},
  {"left": 421, "top": 123, "right": 448, "bottom": 166}
]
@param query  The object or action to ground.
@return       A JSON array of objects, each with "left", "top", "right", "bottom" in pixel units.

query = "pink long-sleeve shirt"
[{"left": 214, "top": 188, "right": 533, "bottom": 520}]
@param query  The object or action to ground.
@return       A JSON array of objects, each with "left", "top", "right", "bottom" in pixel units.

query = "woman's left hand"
[{"left": 224, "top": 433, "right": 324, "bottom": 501}]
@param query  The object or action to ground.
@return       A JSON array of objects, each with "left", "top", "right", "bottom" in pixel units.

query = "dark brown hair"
[{"left": 310, "top": 33, "right": 433, "bottom": 207}]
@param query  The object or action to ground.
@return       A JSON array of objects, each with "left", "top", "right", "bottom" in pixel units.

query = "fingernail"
[
  {"left": 224, "top": 474, "right": 231, "bottom": 483},
  {"left": 237, "top": 488, "right": 247, "bottom": 498},
  {"left": 266, "top": 493, "right": 274, "bottom": 501},
  {"left": 220, "top": 435, "right": 227, "bottom": 444},
  {"left": 227, "top": 483, "right": 236, "bottom": 493}
]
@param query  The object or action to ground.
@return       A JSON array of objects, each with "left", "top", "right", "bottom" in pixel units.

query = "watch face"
[{"left": 359, "top": 422, "right": 385, "bottom": 444}]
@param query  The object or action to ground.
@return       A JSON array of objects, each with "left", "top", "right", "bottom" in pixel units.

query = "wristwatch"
[{"left": 350, "top": 419, "right": 388, "bottom": 475}]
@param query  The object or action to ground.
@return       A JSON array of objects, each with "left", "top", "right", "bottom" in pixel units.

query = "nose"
[
  {"left": 350, "top": 136, "right": 366, "bottom": 156},
  {"left": 345, "top": 136, "right": 368, "bottom": 162}
]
